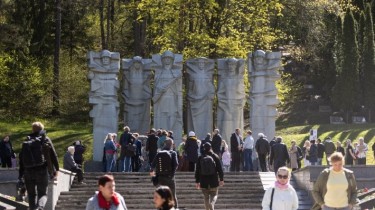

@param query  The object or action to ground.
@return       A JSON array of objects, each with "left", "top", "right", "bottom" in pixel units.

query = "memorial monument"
[
  {"left": 152, "top": 50, "right": 183, "bottom": 144},
  {"left": 122, "top": 56, "right": 153, "bottom": 134},
  {"left": 186, "top": 57, "right": 215, "bottom": 139},
  {"left": 248, "top": 50, "right": 281, "bottom": 140},
  {"left": 216, "top": 58, "right": 246, "bottom": 142},
  {"left": 87, "top": 50, "right": 120, "bottom": 161}
]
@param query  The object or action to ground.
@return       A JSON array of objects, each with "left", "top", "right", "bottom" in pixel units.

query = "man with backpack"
[
  {"left": 195, "top": 142, "right": 224, "bottom": 210},
  {"left": 18, "top": 122, "right": 59, "bottom": 210},
  {"left": 150, "top": 138, "right": 179, "bottom": 208},
  {"left": 119, "top": 126, "right": 136, "bottom": 172}
]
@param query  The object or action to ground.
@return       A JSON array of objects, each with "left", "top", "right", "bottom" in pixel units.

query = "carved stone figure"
[
  {"left": 186, "top": 57, "right": 215, "bottom": 139},
  {"left": 248, "top": 50, "right": 281, "bottom": 140},
  {"left": 152, "top": 51, "right": 183, "bottom": 144},
  {"left": 216, "top": 58, "right": 246, "bottom": 142},
  {"left": 122, "top": 56, "right": 152, "bottom": 134},
  {"left": 87, "top": 50, "right": 120, "bottom": 161}
]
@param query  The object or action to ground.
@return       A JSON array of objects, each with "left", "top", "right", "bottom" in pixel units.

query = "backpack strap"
[{"left": 270, "top": 187, "right": 275, "bottom": 210}]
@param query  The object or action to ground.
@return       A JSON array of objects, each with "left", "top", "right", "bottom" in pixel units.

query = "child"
[{"left": 221, "top": 145, "right": 231, "bottom": 172}]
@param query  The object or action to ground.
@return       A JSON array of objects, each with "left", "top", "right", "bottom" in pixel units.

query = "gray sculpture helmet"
[
  {"left": 132, "top": 56, "right": 143, "bottom": 64},
  {"left": 161, "top": 50, "right": 174, "bottom": 59},
  {"left": 101, "top": 50, "right": 111, "bottom": 58},
  {"left": 254, "top": 50, "right": 266, "bottom": 58},
  {"left": 226, "top": 58, "right": 238, "bottom": 64}
]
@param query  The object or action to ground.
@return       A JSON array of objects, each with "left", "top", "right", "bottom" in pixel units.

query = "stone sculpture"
[
  {"left": 186, "top": 57, "right": 215, "bottom": 139},
  {"left": 216, "top": 58, "right": 246, "bottom": 142},
  {"left": 87, "top": 50, "right": 120, "bottom": 161},
  {"left": 152, "top": 50, "right": 183, "bottom": 144},
  {"left": 248, "top": 50, "right": 281, "bottom": 140},
  {"left": 122, "top": 56, "right": 153, "bottom": 134}
]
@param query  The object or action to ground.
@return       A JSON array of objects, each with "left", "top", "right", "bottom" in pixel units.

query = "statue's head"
[
  {"left": 161, "top": 50, "right": 174, "bottom": 66},
  {"left": 226, "top": 58, "right": 237, "bottom": 73},
  {"left": 197, "top": 58, "right": 207, "bottom": 70},
  {"left": 253, "top": 50, "right": 266, "bottom": 68},
  {"left": 132, "top": 56, "right": 143, "bottom": 69},
  {"left": 101, "top": 50, "right": 111, "bottom": 66}
]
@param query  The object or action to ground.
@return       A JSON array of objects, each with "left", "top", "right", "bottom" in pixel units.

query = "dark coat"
[
  {"left": 255, "top": 137, "right": 270, "bottom": 155},
  {"left": 0, "top": 140, "right": 14, "bottom": 159},
  {"left": 211, "top": 134, "right": 222, "bottom": 155},
  {"left": 146, "top": 134, "right": 158, "bottom": 153},
  {"left": 200, "top": 137, "right": 212, "bottom": 156},
  {"left": 309, "top": 144, "right": 318, "bottom": 163},
  {"left": 184, "top": 137, "right": 199, "bottom": 163},
  {"left": 317, "top": 143, "right": 325, "bottom": 158},
  {"left": 73, "top": 144, "right": 85, "bottom": 164},
  {"left": 270, "top": 142, "right": 290, "bottom": 166},
  {"left": 230, "top": 133, "right": 243, "bottom": 153},
  {"left": 195, "top": 151, "right": 224, "bottom": 188},
  {"left": 151, "top": 149, "right": 178, "bottom": 176}
]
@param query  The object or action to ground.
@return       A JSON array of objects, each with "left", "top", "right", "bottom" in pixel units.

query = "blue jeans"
[
  {"left": 105, "top": 153, "right": 115, "bottom": 172},
  {"left": 122, "top": 156, "right": 132, "bottom": 172},
  {"left": 243, "top": 149, "right": 253, "bottom": 171}
]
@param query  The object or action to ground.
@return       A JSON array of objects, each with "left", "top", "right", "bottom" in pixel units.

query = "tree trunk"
[
  {"left": 52, "top": 0, "right": 62, "bottom": 116},
  {"left": 106, "top": 0, "right": 111, "bottom": 49},
  {"left": 100, "top": 0, "right": 107, "bottom": 49}
]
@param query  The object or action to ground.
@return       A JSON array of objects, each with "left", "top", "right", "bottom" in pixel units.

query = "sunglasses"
[{"left": 277, "top": 174, "right": 288, "bottom": 179}]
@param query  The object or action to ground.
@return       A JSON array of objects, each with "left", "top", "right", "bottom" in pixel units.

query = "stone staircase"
[
  {"left": 55, "top": 171, "right": 313, "bottom": 210},
  {"left": 55, "top": 172, "right": 265, "bottom": 210}
]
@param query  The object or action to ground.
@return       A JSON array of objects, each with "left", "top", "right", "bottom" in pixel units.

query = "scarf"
[
  {"left": 98, "top": 191, "right": 120, "bottom": 210},
  {"left": 274, "top": 180, "right": 290, "bottom": 190}
]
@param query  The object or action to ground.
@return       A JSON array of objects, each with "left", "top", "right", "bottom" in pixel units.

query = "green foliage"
[
  {"left": 361, "top": 4, "right": 375, "bottom": 110},
  {"left": 333, "top": 10, "right": 360, "bottom": 112},
  {"left": 0, "top": 52, "right": 46, "bottom": 119}
]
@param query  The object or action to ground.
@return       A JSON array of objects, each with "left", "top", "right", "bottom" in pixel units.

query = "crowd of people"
[{"left": 2, "top": 122, "right": 375, "bottom": 210}]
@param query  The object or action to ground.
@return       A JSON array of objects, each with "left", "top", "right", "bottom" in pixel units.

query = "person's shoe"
[{"left": 77, "top": 181, "right": 87, "bottom": 185}]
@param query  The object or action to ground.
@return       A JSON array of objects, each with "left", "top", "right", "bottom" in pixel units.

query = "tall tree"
[
  {"left": 52, "top": 0, "right": 62, "bottom": 115},
  {"left": 362, "top": 4, "right": 375, "bottom": 121},
  {"left": 332, "top": 10, "right": 360, "bottom": 119}
]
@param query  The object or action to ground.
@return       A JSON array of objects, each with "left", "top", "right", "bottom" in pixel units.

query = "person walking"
[
  {"left": 345, "top": 139, "right": 355, "bottom": 166},
  {"left": 132, "top": 133, "right": 142, "bottom": 172},
  {"left": 230, "top": 128, "right": 243, "bottom": 172},
  {"left": 356, "top": 137, "right": 368, "bottom": 165},
  {"left": 18, "top": 122, "right": 59, "bottom": 210},
  {"left": 312, "top": 152, "right": 357, "bottom": 210},
  {"left": 86, "top": 174, "right": 128, "bottom": 210},
  {"left": 73, "top": 140, "right": 86, "bottom": 166},
  {"left": 302, "top": 140, "right": 311, "bottom": 167},
  {"left": 195, "top": 143, "right": 224, "bottom": 210},
  {"left": 0, "top": 135, "right": 15, "bottom": 168},
  {"left": 146, "top": 128, "right": 159, "bottom": 166},
  {"left": 309, "top": 140, "right": 318, "bottom": 166},
  {"left": 200, "top": 133, "right": 212, "bottom": 156},
  {"left": 336, "top": 141, "right": 345, "bottom": 157},
  {"left": 104, "top": 133, "right": 117, "bottom": 172},
  {"left": 289, "top": 140, "right": 299, "bottom": 171},
  {"left": 242, "top": 130, "right": 254, "bottom": 171},
  {"left": 255, "top": 133, "right": 270, "bottom": 172},
  {"left": 153, "top": 186, "right": 176, "bottom": 210},
  {"left": 316, "top": 139, "right": 325, "bottom": 165},
  {"left": 119, "top": 126, "right": 135, "bottom": 172},
  {"left": 150, "top": 138, "right": 179, "bottom": 208},
  {"left": 184, "top": 131, "right": 199, "bottom": 172},
  {"left": 324, "top": 137, "right": 336, "bottom": 164},
  {"left": 261, "top": 166, "right": 299, "bottom": 210},
  {"left": 269, "top": 137, "right": 290, "bottom": 173},
  {"left": 63, "top": 146, "right": 85, "bottom": 184},
  {"left": 211, "top": 129, "right": 222, "bottom": 157}
]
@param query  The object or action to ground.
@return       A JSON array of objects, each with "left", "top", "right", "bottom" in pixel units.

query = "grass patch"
[{"left": 1, "top": 120, "right": 374, "bottom": 165}]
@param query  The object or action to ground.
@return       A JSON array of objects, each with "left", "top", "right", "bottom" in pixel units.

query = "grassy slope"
[{"left": 1, "top": 120, "right": 374, "bottom": 165}]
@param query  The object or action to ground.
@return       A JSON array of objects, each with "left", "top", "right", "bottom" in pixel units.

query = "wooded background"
[{"left": 1, "top": 0, "right": 374, "bottom": 125}]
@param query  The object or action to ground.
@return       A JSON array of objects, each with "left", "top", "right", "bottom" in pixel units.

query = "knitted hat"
[{"left": 188, "top": 131, "right": 196, "bottom": 137}]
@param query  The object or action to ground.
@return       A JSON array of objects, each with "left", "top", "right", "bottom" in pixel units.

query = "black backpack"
[
  {"left": 21, "top": 135, "right": 50, "bottom": 168},
  {"left": 200, "top": 154, "right": 216, "bottom": 175},
  {"left": 155, "top": 151, "right": 173, "bottom": 175}
]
